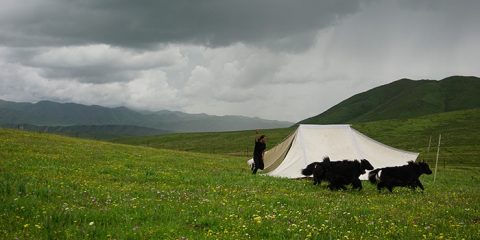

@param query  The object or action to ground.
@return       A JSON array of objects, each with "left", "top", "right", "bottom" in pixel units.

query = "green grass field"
[
  {"left": 1, "top": 119, "right": 479, "bottom": 239},
  {"left": 354, "top": 109, "right": 480, "bottom": 167},
  {"left": 113, "top": 127, "right": 296, "bottom": 157},
  {"left": 113, "top": 109, "right": 480, "bottom": 167}
]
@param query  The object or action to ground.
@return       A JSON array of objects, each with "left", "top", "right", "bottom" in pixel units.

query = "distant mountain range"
[
  {"left": 0, "top": 100, "right": 292, "bottom": 135},
  {"left": 2, "top": 75, "right": 478, "bottom": 138},
  {"left": 300, "top": 76, "right": 480, "bottom": 124}
]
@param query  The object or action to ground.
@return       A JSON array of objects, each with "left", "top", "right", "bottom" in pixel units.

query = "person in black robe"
[{"left": 252, "top": 135, "right": 266, "bottom": 174}]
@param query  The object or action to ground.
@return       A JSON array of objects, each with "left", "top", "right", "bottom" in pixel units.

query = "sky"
[{"left": 1, "top": 0, "right": 479, "bottom": 122}]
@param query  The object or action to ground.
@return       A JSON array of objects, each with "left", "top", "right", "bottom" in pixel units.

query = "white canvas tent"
[{"left": 249, "top": 124, "right": 419, "bottom": 180}]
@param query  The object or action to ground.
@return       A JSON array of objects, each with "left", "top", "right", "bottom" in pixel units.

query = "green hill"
[
  {"left": 113, "top": 109, "right": 480, "bottom": 167},
  {"left": 0, "top": 99, "right": 292, "bottom": 133},
  {"left": 353, "top": 109, "right": 480, "bottom": 167},
  {"left": 300, "top": 76, "right": 480, "bottom": 124},
  {"left": 1, "top": 123, "right": 479, "bottom": 239}
]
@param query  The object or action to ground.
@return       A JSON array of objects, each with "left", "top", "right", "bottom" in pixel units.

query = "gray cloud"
[
  {"left": 0, "top": 0, "right": 362, "bottom": 50},
  {"left": 11, "top": 44, "right": 187, "bottom": 83},
  {"left": 0, "top": 59, "right": 185, "bottom": 110}
]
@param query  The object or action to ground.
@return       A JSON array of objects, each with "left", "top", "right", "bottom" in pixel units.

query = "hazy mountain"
[
  {"left": 0, "top": 100, "right": 292, "bottom": 132},
  {"left": 300, "top": 76, "right": 480, "bottom": 124}
]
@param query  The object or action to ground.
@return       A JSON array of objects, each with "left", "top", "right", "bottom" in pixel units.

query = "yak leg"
[
  {"left": 352, "top": 179, "right": 362, "bottom": 190},
  {"left": 377, "top": 182, "right": 385, "bottom": 192},
  {"left": 328, "top": 182, "right": 342, "bottom": 191},
  {"left": 316, "top": 177, "right": 322, "bottom": 186},
  {"left": 313, "top": 174, "right": 322, "bottom": 186},
  {"left": 415, "top": 179, "right": 424, "bottom": 191}
]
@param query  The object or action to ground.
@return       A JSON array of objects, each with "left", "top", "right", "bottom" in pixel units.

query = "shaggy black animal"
[
  {"left": 368, "top": 161, "right": 432, "bottom": 192},
  {"left": 301, "top": 157, "right": 330, "bottom": 186},
  {"left": 324, "top": 158, "right": 374, "bottom": 190},
  {"left": 302, "top": 157, "right": 374, "bottom": 190}
]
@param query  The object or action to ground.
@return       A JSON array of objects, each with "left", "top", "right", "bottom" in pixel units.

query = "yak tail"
[
  {"left": 301, "top": 163, "right": 318, "bottom": 176},
  {"left": 368, "top": 169, "right": 381, "bottom": 184}
]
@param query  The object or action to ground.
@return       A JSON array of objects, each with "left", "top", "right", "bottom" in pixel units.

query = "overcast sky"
[{"left": 1, "top": 0, "right": 479, "bottom": 122}]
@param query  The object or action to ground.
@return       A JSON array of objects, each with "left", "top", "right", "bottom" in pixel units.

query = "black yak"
[
  {"left": 301, "top": 157, "right": 330, "bottom": 186},
  {"left": 302, "top": 157, "right": 374, "bottom": 190},
  {"left": 368, "top": 161, "right": 432, "bottom": 192}
]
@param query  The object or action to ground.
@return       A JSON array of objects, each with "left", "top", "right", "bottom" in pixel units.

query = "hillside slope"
[
  {"left": 113, "top": 109, "right": 480, "bottom": 167},
  {"left": 113, "top": 127, "right": 295, "bottom": 156},
  {"left": 300, "top": 76, "right": 480, "bottom": 124},
  {"left": 353, "top": 109, "right": 480, "bottom": 167},
  {"left": 0, "top": 124, "right": 169, "bottom": 140}
]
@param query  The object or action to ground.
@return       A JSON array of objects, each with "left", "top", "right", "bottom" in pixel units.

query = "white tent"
[{"left": 249, "top": 124, "right": 419, "bottom": 180}]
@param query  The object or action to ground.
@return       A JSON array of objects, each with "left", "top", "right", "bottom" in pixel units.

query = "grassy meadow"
[
  {"left": 354, "top": 109, "right": 480, "bottom": 167},
  {"left": 113, "top": 127, "right": 295, "bottom": 157},
  {"left": 1, "top": 122, "right": 480, "bottom": 239},
  {"left": 113, "top": 109, "right": 480, "bottom": 167}
]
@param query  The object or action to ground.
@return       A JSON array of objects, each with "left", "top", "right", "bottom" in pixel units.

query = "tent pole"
[
  {"left": 427, "top": 136, "right": 432, "bottom": 153},
  {"left": 433, "top": 134, "right": 441, "bottom": 183},
  {"left": 426, "top": 135, "right": 432, "bottom": 163}
]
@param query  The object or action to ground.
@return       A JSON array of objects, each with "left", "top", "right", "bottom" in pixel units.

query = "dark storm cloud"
[{"left": 0, "top": 0, "right": 362, "bottom": 49}]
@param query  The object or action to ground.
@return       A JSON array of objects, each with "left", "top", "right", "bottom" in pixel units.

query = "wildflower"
[{"left": 89, "top": 221, "right": 94, "bottom": 226}]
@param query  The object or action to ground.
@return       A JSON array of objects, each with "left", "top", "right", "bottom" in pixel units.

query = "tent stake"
[{"left": 433, "top": 134, "right": 441, "bottom": 183}]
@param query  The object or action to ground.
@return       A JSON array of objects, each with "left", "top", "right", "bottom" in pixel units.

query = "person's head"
[{"left": 258, "top": 135, "right": 266, "bottom": 143}]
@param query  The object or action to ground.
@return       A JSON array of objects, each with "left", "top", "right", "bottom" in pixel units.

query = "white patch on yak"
[{"left": 375, "top": 170, "right": 382, "bottom": 182}]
